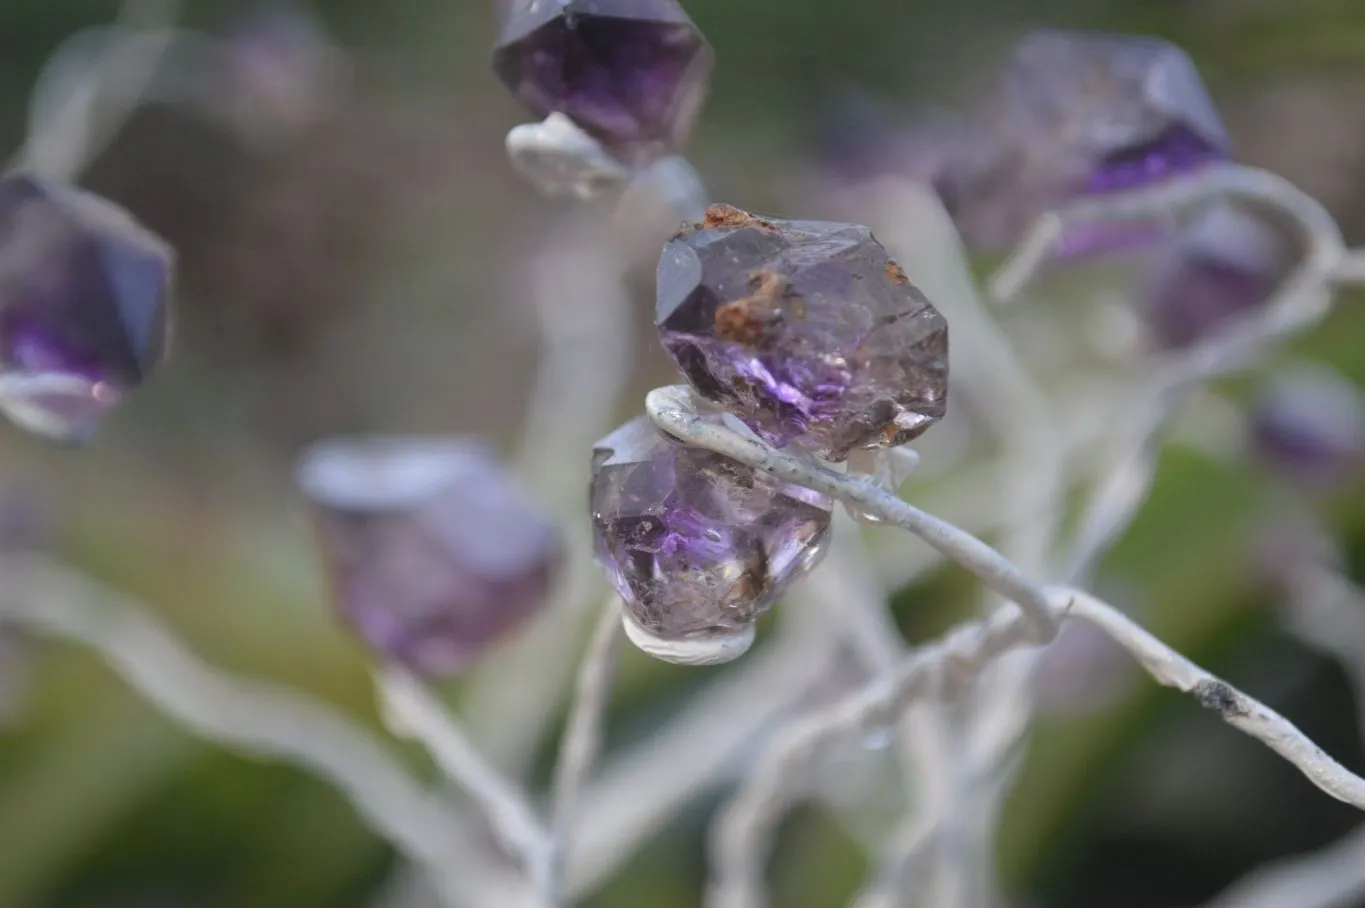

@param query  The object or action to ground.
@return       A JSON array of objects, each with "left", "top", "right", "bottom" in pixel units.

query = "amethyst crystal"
[
  {"left": 1248, "top": 365, "right": 1365, "bottom": 487},
  {"left": 657, "top": 204, "right": 949, "bottom": 461},
  {"left": 1142, "top": 204, "right": 1292, "bottom": 349},
  {"left": 0, "top": 173, "right": 172, "bottom": 441},
  {"left": 298, "top": 437, "right": 563, "bottom": 676},
  {"left": 590, "top": 414, "right": 832, "bottom": 647},
  {"left": 493, "top": 0, "right": 712, "bottom": 165},
  {"left": 935, "top": 29, "right": 1230, "bottom": 252}
]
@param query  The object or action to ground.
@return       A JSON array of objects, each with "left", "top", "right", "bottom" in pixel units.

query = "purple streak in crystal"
[
  {"left": 0, "top": 173, "right": 172, "bottom": 441},
  {"left": 493, "top": 0, "right": 712, "bottom": 165},
  {"left": 298, "top": 437, "right": 563, "bottom": 676},
  {"left": 1248, "top": 364, "right": 1365, "bottom": 488},
  {"left": 590, "top": 414, "right": 832, "bottom": 644},
  {"left": 1142, "top": 203, "right": 1292, "bottom": 349},
  {"left": 657, "top": 204, "right": 949, "bottom": 461},
  {"left": 935, "top": 29, "right": 1230, "bottom": 252}
]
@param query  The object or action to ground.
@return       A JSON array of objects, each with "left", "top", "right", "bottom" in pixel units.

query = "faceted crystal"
[
  {"left": 493, "top": 0, "right": 712, "bottom": 165},
  {"left": 590, "top": 414, "right": 832, "bottom": 644},
  {"left": 657, "top": 204, "right": 949, "bottom": 461},
  {"left": 1248, "top": 365, "right": 1365, "bottom": 487},
  {"left": 299, "top": 437, "right": 563, "bottom": 676},
  {"left": 935, "top": 29, "right": 1230, "bottom": 251},
  {"left": 1142, "top": 204, "right": 1292, "bottom": 349},
  {"left": 0, "top": 173, "right": 172, "bottom": 441}
]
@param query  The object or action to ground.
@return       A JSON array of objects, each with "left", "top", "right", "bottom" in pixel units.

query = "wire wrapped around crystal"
[{"left": 656, "top": 204, "right": 949, "bottom": 461}]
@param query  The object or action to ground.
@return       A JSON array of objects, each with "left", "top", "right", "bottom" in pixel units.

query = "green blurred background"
[{"left": 3, "top": 0, "right": 1365, "bottom": 906}]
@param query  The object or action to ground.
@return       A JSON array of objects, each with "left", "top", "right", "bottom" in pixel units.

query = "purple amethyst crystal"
[
  {"left": 492, "top": 0, "right": 712, "bottom": 165},
  {"left": 935, "top": 29, "right": 1230, "bottom": 252},
  {"left": 1142, "top": 204, "right": 1292, "bottom": 349},
  {"left": 657, "top": 204, "right": 949, "bottom": 461},
  {"left": 1248, "top": 365, "right": 1365, "bottom": 487},
  {"left": 298, "top": 437, "right": 563, "bottom": 676},
  {"left": 0, "top": 173, "right": 172, "bottom": 441},
  {"left": 590, "top": 414, "right": 832, "bottom": 647}
]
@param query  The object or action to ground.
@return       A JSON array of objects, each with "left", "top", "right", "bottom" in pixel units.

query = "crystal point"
[
  {"left": 0, "top": 173, "right": 172, "bottom": 441},
  {"left": 493, "top": 0, "right": 712, "bottom": 165},
  {"left": 590, "top": 414, "right": 832, "bottom": 646},
  {"left": 657, "top": 204, "right": 949, "bottom": 460},
  {"left": 299, "top": 437, "right": 563, "bottom": 676},
  {"left": 937, "top": 29, "right": 1230, "bottom": 251},
  {"left": 1142, "top": 203, "right": 1292, "bottom": 349}
]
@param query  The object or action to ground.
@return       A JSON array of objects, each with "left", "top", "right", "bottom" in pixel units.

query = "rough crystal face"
[
  {"left": 493, "top": 0, "right": 712, "bottom": 165},
  {"left": 590, "top": 415, "right": 833, "bottom": 643},
  {"left": 299, "top": 437, "right": 563, "bottom": 676},
  {"left": 935, "top": 29, "right": 1230, "bottom": 252},
  {"left": 0, "top": 173, "right": 172, "bottom": 441},
  {"left": 1142, "top": 204, "right": 1292, "bottom": 349},
  {"left": 657, "top": 204, "right": 949, "bottom": 461},
  {"left": 1249, "top": 365, "right": 1365, "bottom": 487}
]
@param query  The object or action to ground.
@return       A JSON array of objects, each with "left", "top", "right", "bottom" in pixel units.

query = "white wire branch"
[
  {"left": 0, "top": 554, "right": 496, "bottom": 907},
  {"left": 643, "top": 391, "right": 1365, "bottom": 908},
  {"left": 647, "top": 385, "right": 1061, "bottom": 644},
  {"left": 547, "top": 597, "right": 623, "bottom": 897},
  {"left": 989, "top": 164, "right": 1345, "bottom": 305},
  {"left": 376, "top": 667, "right": 553, "bottom": 900}
]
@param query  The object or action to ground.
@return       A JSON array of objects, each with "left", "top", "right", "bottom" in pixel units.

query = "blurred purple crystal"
[
  {"left": 1141, "top": 204, "right": 1292, "bottom": 349},
  {"left": 657, "top": 204, "right": 949, "bottom": 461},
  {"left": 0, "top": 173, "right": 172, "bottom": 442},
  {"left": 590, "top": 414, "right": 832, "bottom": 645},
  {"left": 298, "top": 437, "right": 563, "bottom": 676},
  {"left": 493, "top": 0, "right": 712, "bottom": 165},
  {"left": 935, "top": 29, "right": 1230, "bottom": 252},
  {"left": 1248, "top": 364, "right": 1365, "bottom": 487}
]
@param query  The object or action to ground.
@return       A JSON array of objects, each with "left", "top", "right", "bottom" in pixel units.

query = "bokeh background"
[{"left": 3, "top": 0, "right": 1365, "bottom": 906}]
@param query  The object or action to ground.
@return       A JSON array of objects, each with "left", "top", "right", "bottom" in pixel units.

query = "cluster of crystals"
[
  {"left": 934, "top": 29, "right": 1230, "bottom": 252},
  {"left": 586, "top": 204, "right": 948, "bottom": 657},
  {"left": 493, "top": 0, "right": 713, "bottom": 166},
  {"left": 1140, "top": 204, "right": 1292, "bottom": 349},
  {"left": 590, "top": 415, "right": 832, "bottom": 648},
  {"left": 0, "top": 173, "right": 172, "bottom": 442},
  {"left": 298, "top": 437, "right": 563, "bottom": 676},
  {"left": 657, "top": 204, "right": 949, "bottom": 461}
]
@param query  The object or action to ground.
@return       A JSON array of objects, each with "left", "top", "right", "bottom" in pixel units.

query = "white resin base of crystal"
[{"left": 620, "top": 608, "right": 756, "bottom": 666}]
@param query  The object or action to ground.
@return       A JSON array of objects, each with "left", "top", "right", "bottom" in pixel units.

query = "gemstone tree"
[
  {"left": 493, "top": 0, "right": 713, "bottom": 166},
  {"left": 0, "top": 173, "right": 172, "bottom": 441},
  {"left": 935, "top": 29, "right": 1231, "bottom": 251},
  {"left": 657, "top": 204, "right": 949, "bottom": 461},
  {"left": 298, "top": 436, "right": 563, "bottom": 676},
  {"left": 590, "top": 414, "right": 833, "bottom": 664}
]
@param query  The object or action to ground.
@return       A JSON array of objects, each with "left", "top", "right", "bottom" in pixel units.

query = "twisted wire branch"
[
  {"left": 0, "top": 554, "right": 498, "bottom": 907},
  {"left": 646, "top": 387, "right": 1060, "bottom": 645},
  {"left": 547, "top": 597, "right": 623, "bottom": 897},
  {"left": 643, "top": 390, "right": 1365, "bottom": 908}
]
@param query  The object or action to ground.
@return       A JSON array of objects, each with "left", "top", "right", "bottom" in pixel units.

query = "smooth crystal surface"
[
  {"left": 493, "top": 0, "right": 712, "bottom": 165},
  {"left": 0, "top": 173, "right": 172, "bottom": 441},
  {"left": 299, "top": 437, "right": 563, "bottom": 676},
  {"left": 935, "top": 29, "right": 1230, "bottom": 251},
  {"left": 657, "top": 204, "right": 949, "bottom": 461},
  {"left": 1249, "top": 365, "right": 1365, "bottom": 487},
  {"left": 1142, "top": 204, "right": 1291, "bottom": 349},
  {"left": 590, "top": 414, "right": 832, "bottom": 643}
]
